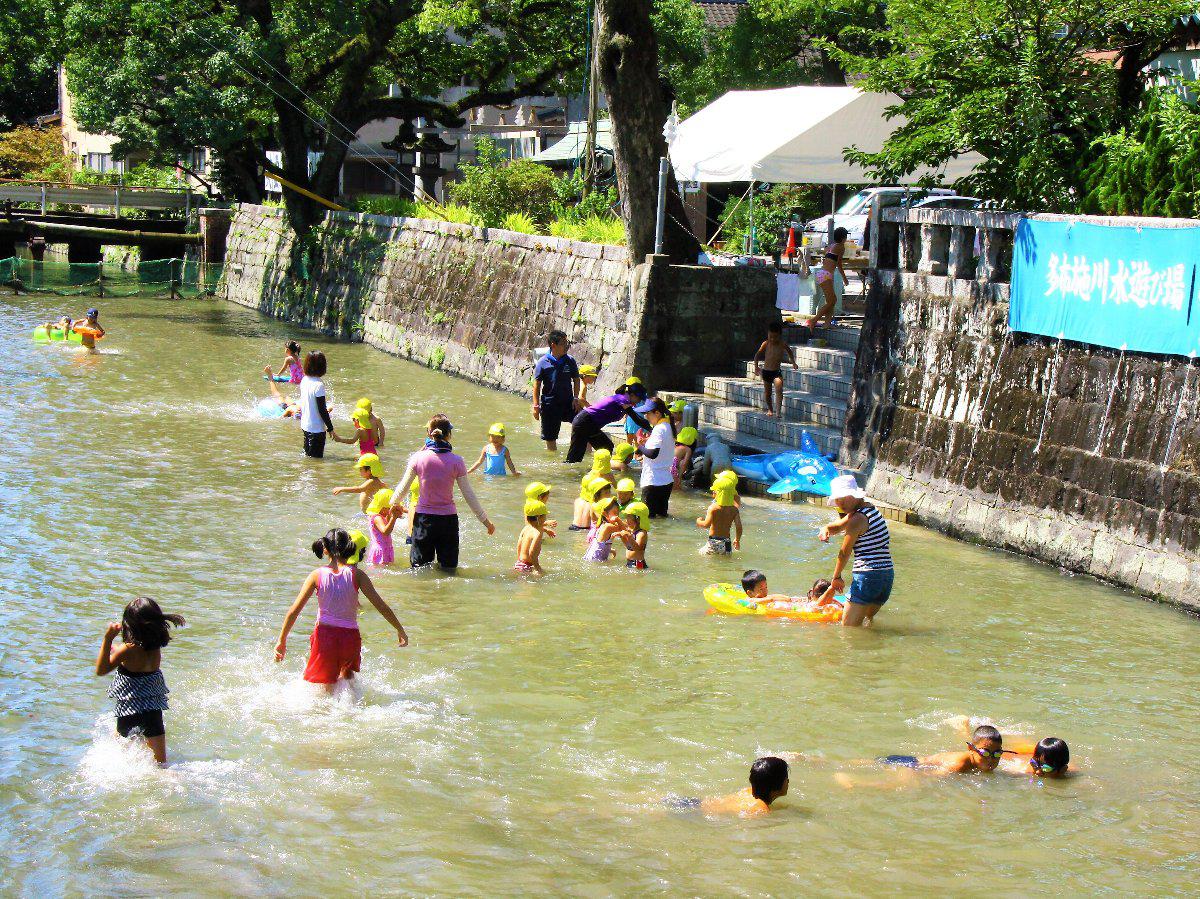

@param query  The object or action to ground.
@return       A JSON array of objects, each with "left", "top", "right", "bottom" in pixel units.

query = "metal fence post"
[
  {"left": 40, "top": 184, "right": 46, "bottom": 216},
  {"left": 114, "top": 187, "right": 121, "bottom": 218},
  {"left": 97, "top": 258, "right": 104, "bottom": 297}
]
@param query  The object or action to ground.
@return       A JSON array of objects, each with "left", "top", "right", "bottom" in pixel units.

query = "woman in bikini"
[{"left": 807, "top": 226, "right": 849, "bottom": 331}]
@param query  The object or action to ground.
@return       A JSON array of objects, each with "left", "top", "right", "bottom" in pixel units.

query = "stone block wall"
[
  {"left": 845, "top": 209, "right": 1200, "bottom": 611},
  {"left": 221, "top": 204, "right": 775, "bottom": 401}
]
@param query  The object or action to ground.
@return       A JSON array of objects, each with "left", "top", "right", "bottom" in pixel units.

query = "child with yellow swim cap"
[
  {"left": 467, "top": 422, "right": 522, "bottom": 477},
  {"left": 696, "top": 471, "right": 742, "bottom": 554},
  {"left": 621, "top": 501, "right": 650, "bottom": 569},
  {"left": 616, "top": 477, "right": 637, "bottom": 510},
  {"left": 590, "top": 447, "right": 615, "bottom": 487},
  {"left": 355, "top": 398, "right": 385, "bottom": 449},
  {"left": 331, "top": 405, "right": 380, "bottom": 457},
  {"left": 611, "top": 442, "right": 637, "bottom": 473},
  {"left": 576, "top": 364, "right": 599, "bottom": 410},
  {"left": 525, "top": 482, "right": 556, "bottom": 533},
  {"left": 673, "top": 426, "right": 698, "bottom": 489},
  {"left": 515, "top": 498, "right": 552, "bottom": 575},
  {"left": 332, "top": 453, "right": 386, "bottom": 513},
  {"left": 571, "top": 473, "right": 607, "bottom": 531},
  {"left": 583, "top": 498, "right": 629, "bottom": 563},
  {"left": 365, "top": 489, "right": 401, "bottom": 566}
]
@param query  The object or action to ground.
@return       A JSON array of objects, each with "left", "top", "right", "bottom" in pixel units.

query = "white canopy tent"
[{"left": 668, "top": 86, "right": 982, "bottom": 185}]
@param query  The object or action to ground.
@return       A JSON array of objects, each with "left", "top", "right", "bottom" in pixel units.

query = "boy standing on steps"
[
  {"left": 532, "top": 330, "right": 581, "bottom": 453},
  {"left": 752, "top": 321, "right": 797, "bottom": 419}
]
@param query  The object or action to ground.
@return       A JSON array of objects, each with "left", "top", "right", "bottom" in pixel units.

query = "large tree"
[
  {"left": 0, "top": 0, "right": 63, "bottom": 128},
  {"left": 65, "top": 0, "right": 585, "bottom": 234},
  {"left": 835, "top": 0, "right": 1192, "bottom": 210}
]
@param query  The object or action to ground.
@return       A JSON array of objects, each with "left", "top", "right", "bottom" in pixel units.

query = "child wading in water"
[
  {"left": 612, "top": 442, "right": 636, "bottom": 473},
  {"left": 571, "top": 474, "right": 601, "bottom": 531},
  {"left": 515, "top": 499, "right": 553, "bottom": 575},
  {"left": 621, "top": 501, "right": 650, "bottom": 569},
  {"left": 95, "top": 597, "right": 186, "bottom": 765},
  {"left": 275, "top": 529, "right": 408, "bottom": 691},
  {"left": 356, "top": 397, "right": 385, "bottom": 449},
  {"left": 332, "top": 406, "right": 379, "bottom": 457},
  {"left": 525, "top": 481, "right": 556, "bottom": 532},
  {"left": 468, "top": 423, "right": 522, "bottom": 476},
  {"left": 584, "top": 497, "right": 630, "bottom": 562},
  {"left": 366, "top": 489, "right": 401, "bottom": 566},
  {"left": 673, "top": 427, "right": 698, "bottom": 489},
  {"left": 697, "top": 471, "right": 743, "bottom": 554},
  {"left": 753, "top": 321, "right": 798, "bottom": 419},
  {"left": 332, "top": 453, "right": 385, "bottom": 512}
]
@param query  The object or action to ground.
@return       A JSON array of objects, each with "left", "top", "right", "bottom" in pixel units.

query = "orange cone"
[{"left": 783, "top": 226, "right": 797, "bottom": 259}]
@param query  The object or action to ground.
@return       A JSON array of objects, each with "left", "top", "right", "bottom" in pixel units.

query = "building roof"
[{"left": 693, "top": 0, "right": 746, "bottom": 30}]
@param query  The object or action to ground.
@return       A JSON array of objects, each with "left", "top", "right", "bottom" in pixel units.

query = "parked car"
[
  {"left": 801, "top": 187, "right": 957, "bottom": 249},
  {"left": 911, "top": 195, "right": 982, "bottom": 211}
]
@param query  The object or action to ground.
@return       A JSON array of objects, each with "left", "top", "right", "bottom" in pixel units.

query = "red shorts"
[{"left": 303, "top": 624, "right": 362, "bottom": 684}]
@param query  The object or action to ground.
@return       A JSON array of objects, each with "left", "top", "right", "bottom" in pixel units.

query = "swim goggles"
[
  {"left": 967, "top": 742, "right": 1014, "bottom": 759},
  {"left": 1028, "top": 759, "right": 1057, "bottom": 774}
]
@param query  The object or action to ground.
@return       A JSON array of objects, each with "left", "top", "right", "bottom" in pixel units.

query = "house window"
[{"left": 83, "top": 152, "right": 113, "bottom": 172}]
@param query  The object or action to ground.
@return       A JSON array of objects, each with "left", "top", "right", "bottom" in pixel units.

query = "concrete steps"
[
  {"left": 685, "top": 395, "right": 844, "bottom": 457},
  {"left": 702, "top": 377, "right": 847, "bottom": 429},
  {"left": 735, "top": 364, "right": 852, "bottom": 402}
]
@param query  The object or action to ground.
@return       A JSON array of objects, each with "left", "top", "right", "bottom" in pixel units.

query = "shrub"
[
  {"left": 426, "top": 202, "right": 481, "bottom": 225},
  {"left": 547, "top": 214, "right": 625, "bottom": 246},
  {"left": 717, "top": 184, "right": 822, "bottom": 255},
  {"left": 351, "top": 194, "right": 419, "bottom": 217},
  {"left": 550, "top": 170, "right": 619, "bottom": 223},
  {"left": 449, "top": 137, "right": 558, "bottom": 228},
  {"left": 500, "top": 211, "right": 538, "bottom": 233},
  {"left": 74, "top": 163, "right": 187, "bottom": 189},
  {"left": 0, "top": 125, "right": 68, "bottom": 180}
]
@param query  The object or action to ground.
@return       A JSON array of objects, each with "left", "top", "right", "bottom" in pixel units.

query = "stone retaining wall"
[
  {"left": 221, "top": 204, "right": 775, "bottom": 401},
  {"left": 845, "top": 208, "right": 1200, "bottom": 611}
]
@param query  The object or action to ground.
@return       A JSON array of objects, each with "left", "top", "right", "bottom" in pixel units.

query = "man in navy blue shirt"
[{"left": 532, "top": 330, "right": 581, "bottom": 452}]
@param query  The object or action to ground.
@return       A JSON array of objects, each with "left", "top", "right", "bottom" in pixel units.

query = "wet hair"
[
  {"left": 1033, "top": 737, "right": 1069, "bottom": 772},
  {"left": 833, "top": 226, "right": 849, "bottom": 243},
  {"left": 526, "top": 514, "right": 541, "bottom": 524},
  {"left": 749, "top": 756, "right": 789, "bottom": 803},
  {"left": 615, "top": 382, "right": 648, "bottom": 400},
  {"left": 741, "top": 569, "right": 767, "bottom": 592},
  {"left": 768, "top": 321, "right": 782, "bottom": 334},
  {"left": 286, "top": 340, "right": 301, "bottom": 356},
  {"left": 808, "top": 578, "right": 833, "bottom": 599},
  {"left": 312, "top": 528, "right": 356, "bottom": 563},
  {"left": 972, "top": 724, "right": 1003, "bottom": 746},
  {"left": 121, "top": 597, "right": 185, "bottom": 652},
  {"left": 427, "top": 413, "right": 453, "bottom": 439},
  {"left": 548, "top": 329, "right": 568, "bottom": 346},
  {"left": 303, "top": 350, "right": 327, "bottom": 377}
]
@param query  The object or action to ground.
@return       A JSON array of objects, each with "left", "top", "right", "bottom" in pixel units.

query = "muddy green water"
[{"left": 1, "top": 296, "right": 1197, "bottom": 895}]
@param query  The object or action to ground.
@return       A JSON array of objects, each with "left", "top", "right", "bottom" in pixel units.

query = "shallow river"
[{"left": 1, "top": 296, "right": 1197, "bottom": 895}]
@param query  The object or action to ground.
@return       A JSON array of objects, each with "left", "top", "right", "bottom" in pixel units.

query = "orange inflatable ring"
[{"left": 73, "top": 325, "right": 104, "bottom": 340}]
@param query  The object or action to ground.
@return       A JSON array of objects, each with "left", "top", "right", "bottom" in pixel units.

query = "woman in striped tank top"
[{"left": 819, "top": 475, "right": 894, "bottom": 627}]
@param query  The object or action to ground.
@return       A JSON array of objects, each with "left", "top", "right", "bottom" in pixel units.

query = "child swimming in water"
[
  {"left": 468, "top": 423, "right": 521, "bottom": 476},
  {"left": 365, "top": 489, "right": 400, "bottom": 566},
  {"left": 267, "top": 341, "right": 303, "bottom": 384},
  {"left": 332, "top": 453, "right": 385, "bottom": 512},
  {"left": 696, "top": 471, "right": 742, "bottom": 554},
  {"left": 515, "top": 500, "right": 552, "bottom": 575},
  {"left": 946, "top": 719, "right": 1075, "bottom": 778},
  {"left": 740, "top": 571, "right": 842, "bottom": 613},
  {"left": 678, "top": 757, "right": 788, "bottom": 818},
  {"left": 332, "top": 406, "right": 378, "bottom": 457},
  {"left": 612, "top": 442, "right": 637, "bottom": 473},
  {"left": 583, "top": 498, "right": 629, "bottom": 562},
  {"left": 275, "top": 529, "right": 408, "bottom": 691},
  {"left": 621, "top": 501, "right": 650, "bottom": 569},
  {"left": 95, "top": 596, "right": 186, "bottom": 765},
  {"left": 265, "top": 378, "right": 301, "bottom": 418},
  {"left": 872, "top": 725, "right": 1014, "bottom": 776},
  {"left": 673, "top": 427, "right": 697, "bottom": 489}
]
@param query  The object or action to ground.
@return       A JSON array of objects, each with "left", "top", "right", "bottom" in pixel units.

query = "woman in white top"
[
  {"left": 635, "top": 398, "right": 676, "bottom": 517},
  {"left": 298, "top": 351, "right": 336, "bottom": 457}
]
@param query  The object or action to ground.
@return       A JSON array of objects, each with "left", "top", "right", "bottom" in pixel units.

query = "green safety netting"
[{"left": 0, "top": 257, "right": 222, "bottom": 297}]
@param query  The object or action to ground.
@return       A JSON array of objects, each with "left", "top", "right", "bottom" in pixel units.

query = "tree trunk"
[
  {"left": 213, "top": 141, "right": 265, "bottom": 203},
  {"left": 595, "top": 0, "right": 699, "bottom": 265}
]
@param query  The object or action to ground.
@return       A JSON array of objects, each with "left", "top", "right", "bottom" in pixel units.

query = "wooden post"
[
  {"left": 97, "top": 258, "right": 104, "bottom": 297},
  {"left": 170, "top": 258, "right": 178, "bottom": 299}
]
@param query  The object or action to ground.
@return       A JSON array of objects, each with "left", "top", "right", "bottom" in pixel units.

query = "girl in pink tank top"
[{"left": 274, "top": 529, "right": 409, "bottom": 689}]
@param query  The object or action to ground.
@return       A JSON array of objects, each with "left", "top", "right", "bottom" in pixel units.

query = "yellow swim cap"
[
  {"left": 668, "top": 399, "right": 687, "bottom": 414},
  {"left": 578, "top": 364, "right": 598, "bottom": 378},
  {"left": 366, "top": 488, "right": 394, "bottom": 515},
  {"left": 351, "top": 407, "right": 371, "bottom": 427},
  {"left": 525, "top": 481, "right": 551, "bottom": 500},
  {"left": 625, "top": 376, "right": 643, "bottom": 387},
  {"left": 613, "top": 443, "right": 636, "bottom": 462},
  {"left": 356, "top": 453, "right": 383, "bottom": 477},
  {"left": 623, "top": 501, "right": 650, "bottom": 531},
  {"left": 616, "top": 477, "right": 637, "bottom": 495},
  {"left": 592, "top": 497, "right": 618, "bottom": 520},
  {"left": 712, "top": 472, "right": 739, "bottom": 507},
  {"left": 488, "top": 422, "right": 506, "bottom": 437},
  {"left": 346, "top": 529, "right": 369, "bottom": 565},
  {"left": 676, "top": 426, "right": 698, "bottom": 446},
  {"left": 355, "top": 397, "right": 373, "bottom": 412},
  {"left": 589, "top": 475, "right": 613, "bottom": 497},
  {"left": 524, "top": 499, "right": 549, "bottom": 518},
  {"left": 713, "top": 469, "right": 738, "bottom": 487},
  {"left": 591, "top": 449, "right": 612, "bottom": 475},
  {"left": 580, "top": 473, "right": 597, "bottom": 500}
]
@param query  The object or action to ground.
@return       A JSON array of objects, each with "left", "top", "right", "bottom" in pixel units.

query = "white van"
[{"left": 802, "top": 187, "right": 957, "bottom": 249}]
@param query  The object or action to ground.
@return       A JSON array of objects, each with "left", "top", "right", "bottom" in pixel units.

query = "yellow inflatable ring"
[{"left": 703, "top": 583, "right": 844, "bottom": 623}]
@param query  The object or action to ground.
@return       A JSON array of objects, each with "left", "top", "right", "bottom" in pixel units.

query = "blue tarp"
[{"left": 1010, "top": 218, "right": 1200, "bottom": 357}]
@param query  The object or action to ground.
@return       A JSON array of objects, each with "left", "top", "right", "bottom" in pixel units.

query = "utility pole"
[{"left": 582, "top": 0, "right": 600, "bottom": 194}]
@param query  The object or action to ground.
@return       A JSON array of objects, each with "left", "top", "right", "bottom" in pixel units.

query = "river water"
[{"left": 1, "top": 295, "right": 1197, "bottom": 895}]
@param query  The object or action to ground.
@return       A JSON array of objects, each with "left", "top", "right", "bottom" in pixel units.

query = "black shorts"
[
  {"left": 539, "top": 399, "right": 572, "bottom": 442},
  {"left": 303, "top": 430, "right": 327, "bottom": 458},
  {"left": 411, "top": 512, "right": 460, "bottom": 571},
  {"left": 761, "top": 368, "right": 781, "bottom": 386},
  {"left": 642, "top": 483, "right": 672, "bottom": 518},
  {"left": 566, "top": 411, "right": 615, "bottom": 463},
  {"left": 117, "top": 709, "right": 165, "bottom": 739}
]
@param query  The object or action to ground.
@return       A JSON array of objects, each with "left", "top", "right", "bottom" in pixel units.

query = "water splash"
[
  {"left": 965, "top": 331, "right": 1011, "bottom": 473},
  {"left": 1091, "top": 345, "right": 1126, "bottom": 456},
  {"left": 1033, "top": 335, "right": 1064, "bottom": 456}
]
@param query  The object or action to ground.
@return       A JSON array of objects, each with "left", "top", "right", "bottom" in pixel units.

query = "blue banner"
[{"left": 1010, "top": 218, "right": 1200, "bottom": 357}]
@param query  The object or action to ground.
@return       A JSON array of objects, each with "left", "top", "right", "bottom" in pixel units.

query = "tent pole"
[
  {"left": 748, "top": 181, "right": 756, "bottom": 255},
  {"left": 827, "top": 184, "right": 836, "bottom": 247}
]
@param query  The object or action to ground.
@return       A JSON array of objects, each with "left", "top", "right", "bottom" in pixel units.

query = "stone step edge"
[{"left": 706, "top": 377, "right": 850, "bottom": 411}]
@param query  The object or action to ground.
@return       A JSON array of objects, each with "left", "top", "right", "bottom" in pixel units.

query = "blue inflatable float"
[{"left": 731, "top": 431, "right": 839, "bottom": 496}]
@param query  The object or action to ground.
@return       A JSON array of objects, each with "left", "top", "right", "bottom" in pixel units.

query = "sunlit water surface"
[{"left": 1, "top": 296, "right": 1196, "bottom": 895}]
